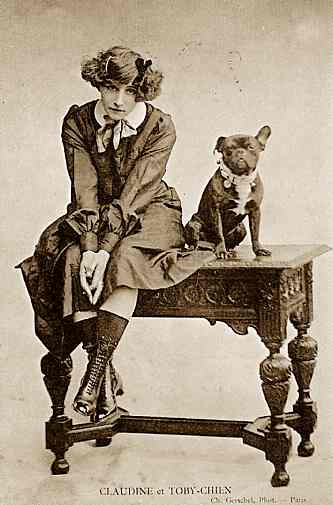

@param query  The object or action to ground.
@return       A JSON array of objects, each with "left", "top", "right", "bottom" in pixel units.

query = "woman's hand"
[{"left": 80, "top": 250, "right": 110, "bottom": 305}]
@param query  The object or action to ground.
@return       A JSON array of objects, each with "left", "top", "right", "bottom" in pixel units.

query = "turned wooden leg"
[
  {"left": 259, "top": 343, "right": 292, "bottom": 487},
  {"left": 288, "top": 314, "right": 318, "bottom": 457},
  {"left": 41, "top": 352, "right": 73, "bottom": 474}
]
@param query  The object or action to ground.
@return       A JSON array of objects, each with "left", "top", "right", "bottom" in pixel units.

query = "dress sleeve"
[
  {"left": 61, "top": 108, "right": 100, "bottom": 252},
  {"left": 98, "top": 115, "right": 177, "bottom": 253}
]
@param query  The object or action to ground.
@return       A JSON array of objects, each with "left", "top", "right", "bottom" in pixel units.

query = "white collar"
[
  {"left": 94, "top": 99, "right": 147, "bottom": 129},
  {"left": 219, "top": 162, "right": 258, "bottom": 187},
  {"left": 214, "top": 151, "right": 258, "bottom": 188}
]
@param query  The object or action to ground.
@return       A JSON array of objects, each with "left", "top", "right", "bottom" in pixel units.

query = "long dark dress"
[{"left": 18, "top": 100, "right": 214, "bottom": 355}]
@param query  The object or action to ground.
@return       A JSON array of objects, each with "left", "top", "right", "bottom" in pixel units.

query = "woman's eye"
[{"left": 126, "top": 88, "right": 136, "bottom": 95}]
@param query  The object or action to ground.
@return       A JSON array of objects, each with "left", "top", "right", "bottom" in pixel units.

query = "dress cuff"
[
  {"left": 80, "top": 231, "right": 99, "bottom": 252},
  {"left": 64, "top": 208, "right": 99, "bottom": 234},
  {"left": 63, "top": 208, "right": 99, "bottom": 251},
  {"left": 98, "top": 232, "right": 121, "bottom": 253}
]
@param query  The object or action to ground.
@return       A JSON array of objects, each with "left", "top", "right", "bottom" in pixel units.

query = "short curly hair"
[{"left": 81, "top": 46, "right": 163, "bottom": 101}]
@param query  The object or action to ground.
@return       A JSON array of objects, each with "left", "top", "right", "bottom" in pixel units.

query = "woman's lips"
[{"left": 110, "top": 107, "right": 125, "bottom": 113}]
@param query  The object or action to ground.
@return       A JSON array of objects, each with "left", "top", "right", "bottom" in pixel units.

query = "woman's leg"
[
  {"left": 71, "top": 312, "right": 116, "bottom": 420},
  {"left": 100, "top": 286, "right": 138, "bottom": 318},
  {"left": 73, "top": 311, "right": 97, "bottom": 323},
  {"left": 73, "top": 286, "right": 138, "bottom": 417}
]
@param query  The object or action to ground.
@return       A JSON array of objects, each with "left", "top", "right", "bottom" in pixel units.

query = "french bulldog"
[{"left": 184, "top": 126, "right": 272, "bottom": 258}]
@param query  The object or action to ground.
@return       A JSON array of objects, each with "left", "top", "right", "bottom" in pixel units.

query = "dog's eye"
[{"left": 248, "top": 144, "right": 256, "bottom": 150}]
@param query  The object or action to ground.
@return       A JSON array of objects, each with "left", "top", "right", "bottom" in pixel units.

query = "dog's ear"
[
  {"left": 214, "top": 136, "right": 226, "bottom": 152},
  {"left": 255, "top": 126, "right": 271, "bottom": 149}
]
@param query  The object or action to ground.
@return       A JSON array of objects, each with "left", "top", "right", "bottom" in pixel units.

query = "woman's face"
[{"left": 100, "top": 82, "right": 137, "bottom": 121}]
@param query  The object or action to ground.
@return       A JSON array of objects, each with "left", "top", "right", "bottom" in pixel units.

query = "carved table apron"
[{"left": 41, "top": 244, "right": 330, "bottom": 487}]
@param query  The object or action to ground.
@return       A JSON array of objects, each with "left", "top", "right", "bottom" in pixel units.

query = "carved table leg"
[
  {"left": 288, "top": 315, "right": 318, "bottom": 457},
  {"left": 259, "top": 343, "right": 292, "bottom": 487},
  {"left": 41, "top": 352, "right": 73, "bottom": 474}
]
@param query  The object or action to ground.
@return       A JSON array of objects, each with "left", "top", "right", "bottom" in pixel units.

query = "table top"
[{"left": 205, "top": 244, "right": 331, "bottom": 269}]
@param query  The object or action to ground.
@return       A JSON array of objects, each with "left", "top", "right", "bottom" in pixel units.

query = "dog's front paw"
[
  {"left": 215, "top": 242, "right": 236, "bottom": 259},
  {"left": 226, "top": 249, "right": 238, "bottom": 258},
  {"left": 215, "top": 242, "right": 226, "bottom": 259},
  {"left": 254, "top": 247, "right": 271, "bottom": 257}
]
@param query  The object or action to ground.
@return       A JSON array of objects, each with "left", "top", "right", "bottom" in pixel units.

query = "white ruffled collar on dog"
[{"left": 214, "top": 151, "right": 258, "bottom": 189}]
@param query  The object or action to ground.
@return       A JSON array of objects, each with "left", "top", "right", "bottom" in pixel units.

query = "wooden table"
[{"left": 41, "top": 244, "right": 330, "bottom": 487}]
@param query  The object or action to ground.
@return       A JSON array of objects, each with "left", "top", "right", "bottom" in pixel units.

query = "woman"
[{"left": 18, "top": 46, "right": 213, "bottom": 422}]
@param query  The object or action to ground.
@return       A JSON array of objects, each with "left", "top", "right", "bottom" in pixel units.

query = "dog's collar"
[{"left": 215, "top": 153, "right": 258, "bottom": 189}]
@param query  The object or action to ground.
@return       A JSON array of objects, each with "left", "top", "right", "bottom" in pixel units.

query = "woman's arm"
[
  {"left": 62, "top": 106, "right": 110, "bottom": 304},
  {"left": 99, "top": 114, "right": 176, "bottom": 253},
  {"left": 62, "top": 107, "right": 100, "bottom": 252}
]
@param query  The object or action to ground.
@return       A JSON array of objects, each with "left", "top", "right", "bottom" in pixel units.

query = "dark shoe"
[
  {"left": 73, "top": 334, "right": 116, "bottom": 416},
  {"left": 110, "top": 363, "right": 124, "bottom": 397},
  {"left": 81, "top": 343, "right": 124, "bottom": 419},
  {"left": 95, "top": 362, "right": 124, "bottom": 419}
]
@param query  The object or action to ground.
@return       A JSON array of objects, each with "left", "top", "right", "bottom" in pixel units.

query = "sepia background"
[{"left": 1, "top": 1, "right": 332, "bottom": 504}]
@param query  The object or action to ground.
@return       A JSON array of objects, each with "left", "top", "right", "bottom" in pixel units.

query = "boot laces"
[
  {"left": 86, "top": 355, "right": 105, "bottom": 394},
  {"left": 85, "top": 336, "right": 115, "bottom": 395}
]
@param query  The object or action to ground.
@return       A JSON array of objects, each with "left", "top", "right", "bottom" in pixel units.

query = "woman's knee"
[
  {"left": 36, "top": 215, "right": 67, "bottom": 257},
  {"left": 100, "top": 286, "right": 138, "bottom": 319}
]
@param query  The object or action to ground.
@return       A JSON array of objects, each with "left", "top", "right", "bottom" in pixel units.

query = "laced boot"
[
  {"left": 96, "top": 361, "right": 124, "bottom": 419},
  {"left": 73, "top": 334, "right": 116, "bottom": 416},
  {"left": 110, "top": 361, "right": 124, "bottom": 397},
  {"left": 78, "top": 318, "right": 125, "bottom": 420},
  {"left": 73, "top": 311, "right": 128, "bottom": 417}
]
